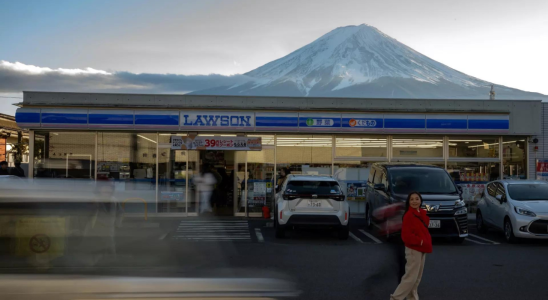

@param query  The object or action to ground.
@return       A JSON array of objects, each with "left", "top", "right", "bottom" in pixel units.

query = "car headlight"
[
  {"left": 514, "top": 207, "right": 536, "bottom": 217},
  {"left": 455, "top": 200, "right": 465, "bottom": 208},
  {"left": 455, "top": 208, "right": 467, "bottom": 215}
]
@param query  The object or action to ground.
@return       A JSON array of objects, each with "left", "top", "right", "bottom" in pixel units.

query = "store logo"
[
  {"left": 349, "top": 119, "right": 377, "bottom": 127},
  {"left": 182, "top": 114, "right": 252, "bottom": 127},
  {"left": 305, "top": 118, "right": 334, "bottom": 127},
  {"left": 425, "top": 205, "right": 440, "bottom": 212}
]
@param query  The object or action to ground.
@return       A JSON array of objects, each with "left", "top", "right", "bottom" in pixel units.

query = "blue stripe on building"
[
  {"left": 468, "top": 119, "right": 509, "bottom": 130},
  {"left": 89, "top": 113, "right": 134, "bottom": 125},
  {"left": 426, "top": 119, "right": 468, "bottom": 129},
  {"left": 384, "top": 118, "right": 425, "bottom": 129},
  {"left": 41, "top": 112, "right": 88, "bottom": 124},
  {"left": 256, "top": 116, "right": 299, "bottom": 127},
  {"left": 15, "top": 111, "right": 40, "bottom": 124},
  {"left": 135, "top": 114, "right": 179, "bottom": 126}
]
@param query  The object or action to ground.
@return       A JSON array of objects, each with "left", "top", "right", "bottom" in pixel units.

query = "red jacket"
[{"left": 401, "top": 208, "right": 433, "bottom": 253}]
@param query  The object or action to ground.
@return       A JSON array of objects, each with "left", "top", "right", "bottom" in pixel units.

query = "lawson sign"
[{"left": 180, "top": 111, "right": 254, "bottom": 129}]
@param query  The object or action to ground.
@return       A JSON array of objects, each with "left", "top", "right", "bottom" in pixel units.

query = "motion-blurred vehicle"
[
  {"left": 476, "top": 180, "right": 548, "bottom": 243},
  {"left": 275, "top": 175, "right": 349, "bottom": 239},
  {"left": 364, "top": 163, "right": 468, "bottom": 243},
  {"left": 1, "top": 275, "right": 299, "bottom": 300}
]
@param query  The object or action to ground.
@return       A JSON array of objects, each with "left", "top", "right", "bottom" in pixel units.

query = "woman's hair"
[{"left": 404, "top": 191, "right": 424, "bottom": 215}]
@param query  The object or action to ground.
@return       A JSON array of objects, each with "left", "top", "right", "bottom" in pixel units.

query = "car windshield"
[
  {"left": 285, "top": 181, "right": 341, "bottom": 194},
  {"left": 389, "top": 168, "right": 457, "bottom": 195},
  {"left": 507, "top": 184, "right": 548, "bottom": 201}
]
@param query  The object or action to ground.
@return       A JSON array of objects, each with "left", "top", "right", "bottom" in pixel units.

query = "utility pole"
[{"left": 489, "top": 85, "right": 496, "bottom": 100}]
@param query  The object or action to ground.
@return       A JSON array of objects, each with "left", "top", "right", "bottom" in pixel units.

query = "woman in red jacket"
[{"left": 390, "top": 192, "right": 432, "bottom": 300}]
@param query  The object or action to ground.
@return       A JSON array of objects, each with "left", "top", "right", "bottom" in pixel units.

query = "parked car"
[
  {"left": 274, "top": 175, "right": 349, "bottom": 240},
  {"left": 364, "top": 163, "right": 468, "bottom": 243},
  {"left": 476, "top": 180, "right": 548, "bottom": 243}
]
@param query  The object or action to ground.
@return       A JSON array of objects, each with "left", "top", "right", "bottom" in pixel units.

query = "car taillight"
[
  {"left": 280, "top": 211, "right": 283, "bottom": 220},
  {"left": 333, "top": 195, "right": 345, "bottom": 201}
]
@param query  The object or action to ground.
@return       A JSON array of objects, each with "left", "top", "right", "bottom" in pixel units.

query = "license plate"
[
  {"left": 429, "top": 220, "right": 441, "bottom": 228},
  {"left": 307, "top": 200, "right": 321, "bottom": 207}
]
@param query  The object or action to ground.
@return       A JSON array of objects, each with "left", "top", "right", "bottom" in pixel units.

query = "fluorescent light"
[{"left": 137, "top": 135, "right": 157, "bottom": 144}]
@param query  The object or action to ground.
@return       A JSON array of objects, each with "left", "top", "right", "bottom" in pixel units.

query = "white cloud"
[
  {"left": 0, "top": 60, "right": 112, "bottom": 76},
  {"left": 233, "top": 60, "right": 241, "bottom": 67}
]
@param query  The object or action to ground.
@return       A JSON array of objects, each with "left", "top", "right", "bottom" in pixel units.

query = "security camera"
[{"left": 529, "top": 138, "right": 539, "bottom": 144}]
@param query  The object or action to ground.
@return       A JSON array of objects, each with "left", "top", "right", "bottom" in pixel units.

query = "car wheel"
[
  {"left": 476, "top": 211, "right": 488, "bottom": 233},
  {"left": 338, "top": 224, "right": 350, "bottom": 240},
  {"left": 365, "top": 205, "right": 372, "bottom": 229},
  {"left": 504, "top": 219, "right": 518, "bottom": 244}
]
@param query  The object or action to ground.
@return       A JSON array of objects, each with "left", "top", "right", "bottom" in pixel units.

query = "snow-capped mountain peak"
[
  {"left": 244, "top": 24, "right": 485, "bottom": 95},
  {"left": 193, "top": 24, "right": 546, "bottom": 101}
]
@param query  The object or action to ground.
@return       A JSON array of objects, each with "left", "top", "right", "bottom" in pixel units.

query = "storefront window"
[
  {"left": 245, "top": 135, "right": 275, "bottom": 214},
  {"left": 392, "top": 136, "right": 443, "bottom": 159},
  {"left": 34, "top": 131, "right": 95, "bottom": 179},
  {"left": 335, "top": 136, "right": 387, "bottom": 158},
  {"left": 97, "top": 132, "right": 157, "bottom": 213},
  {"left": 449, "top": 136, "right": 499, "bottom": 158},
  {"left": 447, "top": 161, "right": 500, "bottom": 203},
  {"left": 502, "top": 136, "right": 527, "bottom": 180},
  {"left": 158, "top": 134, "right": 189, "bottom": 213},
  {"left": 276, "top": 135, "right": 332, "bottom": 176},
  {"left": 333, "top": 161, "right": 371, "bottom": 214}
]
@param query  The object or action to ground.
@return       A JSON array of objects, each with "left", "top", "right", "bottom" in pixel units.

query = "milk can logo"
[{"left": 349, "top": 119, "right": 377, "bottom": 127}]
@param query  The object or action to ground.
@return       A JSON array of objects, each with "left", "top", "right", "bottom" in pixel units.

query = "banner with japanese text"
[{"left": 171, "top": 135, "right": 262, "bottom": 151}]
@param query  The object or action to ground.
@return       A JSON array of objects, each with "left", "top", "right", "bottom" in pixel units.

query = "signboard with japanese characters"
[{"left": 171, "top": 135, "right": 262, "bottom": 151}]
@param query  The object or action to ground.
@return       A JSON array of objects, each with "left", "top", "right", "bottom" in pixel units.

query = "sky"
[{"left": 1, "top": 0, "right": 547, "bottom": 114}]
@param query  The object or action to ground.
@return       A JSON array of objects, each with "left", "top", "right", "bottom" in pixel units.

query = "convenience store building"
[{"left": 15, "top": 92, "right": 541, "bottom": 217}]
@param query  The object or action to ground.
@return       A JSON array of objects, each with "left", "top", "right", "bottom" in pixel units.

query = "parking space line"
[
  {"left": 255, "top": 228, "right": 264, "bottom": 243},
  {"left": 465, "top": 238, "right": 487, "bottom": 245},
  {"left": 468, "top": 233, "right": 500, "bottom": 245},
  {"left": 349, "top": 232, "right": 364, "bottom": 243},
  {"left": 359, "top": 229, "right": 382, "bottom": 244}
]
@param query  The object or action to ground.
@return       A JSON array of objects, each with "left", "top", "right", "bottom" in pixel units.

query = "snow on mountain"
[{"left": 193, "top": 24, "right": 547, "bottom": 100}]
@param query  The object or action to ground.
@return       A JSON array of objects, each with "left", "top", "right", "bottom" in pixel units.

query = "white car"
[
  {"left": 274, "top": 175, "right": 350, "bottom": 239},
  {"left": 476, "top": 180, "right": 548, "bottom": 243}
]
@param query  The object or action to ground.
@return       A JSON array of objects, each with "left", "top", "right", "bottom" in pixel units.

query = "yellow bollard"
[{"left": 121, "top": 198, "right": 148, "bottom": 221}]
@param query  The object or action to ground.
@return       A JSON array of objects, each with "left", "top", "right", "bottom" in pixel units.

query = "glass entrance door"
[{"left": 198, "top": 150, "right": 238, "bottom": 216}]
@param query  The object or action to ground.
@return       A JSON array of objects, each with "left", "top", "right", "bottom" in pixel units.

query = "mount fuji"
[{"left": 193, "top": 24, "right": 546, "bottom": 100}]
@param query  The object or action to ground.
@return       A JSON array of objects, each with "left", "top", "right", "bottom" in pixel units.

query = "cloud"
[
  {"left": 0, "top": 60, "right": 253, "bottom": 95},
  {"left": 233, "top": 60, "right": 241, "bottom": 67}
]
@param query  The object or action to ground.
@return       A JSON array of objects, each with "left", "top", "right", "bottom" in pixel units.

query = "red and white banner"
[{"left": 171, "top": 135, "right": 262, "bottom": 151}]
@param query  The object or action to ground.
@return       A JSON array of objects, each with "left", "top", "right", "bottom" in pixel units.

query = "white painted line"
[
  {"left": 349, "top": 232, "right": 363, "bottom": 244},
  {"left": 158, "top": 233, "right": 168, "bottom": 240},
  {"left": 359, "top": 229, "right": 382, "bottom": 244},
  {"left": 468, "top": 234, "right": 500, "bottom": 245},
  {"left": 465, "top": 238, "right": 487, "bottom": 245},
  {"left": 255, "top": 228, "right": 265, "bottom": 243}
]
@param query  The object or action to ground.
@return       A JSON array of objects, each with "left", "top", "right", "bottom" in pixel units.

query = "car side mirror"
[
  {"left": 495, "top": 195, "right": 506, "bottom": 203},
  {"left": 457, "top": 185, "right": 463, "bottom": 194},
  {"left": 374, "top": 183, "right": 386, "bottom": 191}
]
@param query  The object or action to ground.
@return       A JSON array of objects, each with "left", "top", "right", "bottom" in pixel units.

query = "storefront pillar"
[{"left": 28, "top": 130, "right": 34, "bottom": 179}]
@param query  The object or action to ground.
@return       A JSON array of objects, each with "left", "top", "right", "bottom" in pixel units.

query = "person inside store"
[
  {"left": 390, "top": 192, "right": 432, "bottom": 300},
  {"left": 0, "top": 161, "right": 9, "bottom": 175},
  {"left": 276, "top": 167, "right": 291, "bottom": 192},
  {"left": 193, "top": 164, "right": 217, "bottom": 214},
  {"left": 10, "top": 161, "right": 25, "bottom": 177}
]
